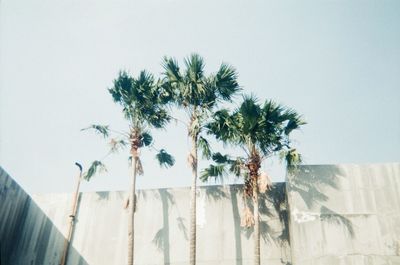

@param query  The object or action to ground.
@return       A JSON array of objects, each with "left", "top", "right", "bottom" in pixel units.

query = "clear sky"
[{"left": 0, "top": 0, "right": 399, "bottom": 194}]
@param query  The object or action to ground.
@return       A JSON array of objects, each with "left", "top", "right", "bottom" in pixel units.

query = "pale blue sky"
[{"left": 0, "top": 0, "right": 399, "bottom": 194}]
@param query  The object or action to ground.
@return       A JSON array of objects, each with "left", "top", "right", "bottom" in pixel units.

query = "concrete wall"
[
  {"left": 2, "top": 163, "right": 400, "bottom": 265},
  {"left": 0, "top": 167, "right": 89, "bottom": 265},
  {"left": 287, "top": 163, "right": 400, "bottom": 265},
  {"left": 0, "top": 167, "right": 30, "bottom": 264},
  {"left": 0, "top": 166, "right": 290, "bottom": 265}
]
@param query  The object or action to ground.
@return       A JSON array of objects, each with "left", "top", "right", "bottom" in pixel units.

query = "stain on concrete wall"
[{"left": 287, "top": 163, "right": 400, "bottom": 265}]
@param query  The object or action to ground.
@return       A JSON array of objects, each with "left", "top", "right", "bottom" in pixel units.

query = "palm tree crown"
[
  {"left": 204, "top": 94, "right": 305, "bottom": 190},
  {"left": 109, "top": 70, "right": 171, "bottom": 129},
  {"left": 83, "top": 70, "right": 175, "bottom": 179},
  {"left": 163, "top": 54, "right": 239, "bottom": 111}
]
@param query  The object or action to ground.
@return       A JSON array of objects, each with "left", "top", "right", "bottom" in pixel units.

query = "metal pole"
[{"left": 60, "top": 162, "right": 82, "bottom": 265}]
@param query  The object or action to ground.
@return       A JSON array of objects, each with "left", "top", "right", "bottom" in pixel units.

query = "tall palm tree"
[
  {"left": 202, "top": 95, "right": 305, "bottom": 265},
  {"left": 161, "top": 54, "right": 240, "bottom": 265},
  {"left": 82, "top": 70, "right": 175, "bottom": 265}
]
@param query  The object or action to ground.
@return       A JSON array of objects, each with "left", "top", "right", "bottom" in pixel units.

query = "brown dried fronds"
[
  {"left": 109, "top": 138, "right": 127, "bottom": 153},
  {"left": 130, "top": 148, "right": 140, "bottom": 158},
  {"left": 258, "top": 172, "right": 272, "bottom": 193},
  {"left": 244, "top": 174, "right": 253, "bottom": 197},
  {"left": 129, "top": 130, "right": 140, "bottom": 157},
  {"left": 136, "top": 158, "right": 144, "bottom": 176},
  {"left": 187, "top": 153, "right": 196, "bottom": 168},
  {"left": 241, "top": 206, "right": 255, "bottom": 228},
  {"left": 124, "top": 198, "right": 129, "bottom": 209}
]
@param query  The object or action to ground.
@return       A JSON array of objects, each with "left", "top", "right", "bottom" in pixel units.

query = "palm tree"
[
  {"left": 161, "top": 54, "right": 240, "bottom": 265},
  {"left": 82, "top": 70, "right": 175, "bottom": 265},
  {"left": 201, "top": 95, "right": 305, "bottom": 265}
]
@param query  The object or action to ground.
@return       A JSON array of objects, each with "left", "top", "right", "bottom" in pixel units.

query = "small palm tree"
[
  {"left": 82, "top": 70, "right": 174, "bottom": 265},
  {"left": 202, "top": 95, "right": 305, "bottom": 265},
  {"left": 161, "top": 54, "right": 240, "bottom": 265}
]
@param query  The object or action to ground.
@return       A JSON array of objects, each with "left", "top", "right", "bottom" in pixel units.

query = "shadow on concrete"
[
  {"left": 95, "top": 191, "right": 125, "bottom": 203},
  {"left": 151, "top": 188, "right": 190, "bottom": 264},
  {"left": 287, "top": 165, "right": 355, "bottom": 238},
  {"left": 242, "top": 183, "right": 290, "bottom": 247},
  {"left": 206, "top": 185, "right": 246, "bottom": 265},
  {"left": 204, "top": 184, "right": 290, "bottom": 265},
  {"left": 95, "top": 191, "right": 110, "bottom": 201},
  {"left": 186, "top": 184, "right": 292, "bottom": 265},
  {"left": 229, "top": 185, "right": 243, "bottom": 265},
  {"left": 152, "top": 189, "right": 174, "bottom": 264},
  {"left": 288, "top": 166, "right": 339, "bottom": 208},
  {"left": 205, "top": 186, "right": 228, "bottom": 201},
  {"left": 0, "top": 167, "right": 89, "bottom": 265}
]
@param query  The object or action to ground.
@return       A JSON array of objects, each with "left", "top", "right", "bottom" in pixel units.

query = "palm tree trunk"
[
  {"left": 128, "top": 154, "right": 138, "bottom": 265},
  {"left": 253, "top": 187, "right": 260, "bottom": 265},
  {"left": 189, "top": 135, "right": 198, "bottom": 265},
  {"left": 60, "top": 163, "right": 82, "bottom": 265},
  {"left": 247, "top": 152, "right": 261, "bottom": 265}
]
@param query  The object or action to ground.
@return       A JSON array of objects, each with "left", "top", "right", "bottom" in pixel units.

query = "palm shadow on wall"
[
  {"left": 287, "top": 165, "right": 355, "bottom": 238},
  {"left": 151, "top": 188, "right": 189, "bottom": 265},
  {"left": 207, "top": 185, "right": 292, "bottom": 265},
  {"left": 240, "top": 183, "right": 292, "bottom": 265},
  {"left": 148, "top": 166, "right": 355, "bottom": 265},
  {"left": 152, "top": 189, "right": 174, "bottom": 264},
  {"left": 239, "top": 164, "right": 356, "bottom": 265},
  {"left": 151, "top": 186, "right": 233, "bottom": 265}
]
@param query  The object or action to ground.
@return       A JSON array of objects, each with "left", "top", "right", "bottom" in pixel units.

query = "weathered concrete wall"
[
  {"left": 0, "top": 166, "right": 290, "bottom": 265},
  {"left": 3, "top": 162, "right": 399, "bottom": 265},
  {"left": 287, "top": 163, "right": 400, "bottom": 265},
  {"left": 30, "top": 185, "right": 290, "bottom": 265},
  {"left": 0, "top": 167, "right": 89, "bottom": 265},
  {"left": 0, "top": 167, "right": 30, "bottom": 264}
]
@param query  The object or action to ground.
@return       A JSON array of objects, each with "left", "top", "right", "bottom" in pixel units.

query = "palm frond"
[
  {"left": 200, "top": 164, "right": 226, "bottom": 182},
  {"left": 162, "top": 56, "right": 182, "bottom": 83},
  {"left": 108, "top": 69, "right": 172, "bottom": 130},
  {"left": 137, "top": 70, "right": 155, "bottom": 90},
  {"left": 137, "top": 158, "right": 144, "bottom": 175},
  {"left": 229, "top": 157, "right": 245, "bottom": 177},
  {"left": 206, "top": 109, "right": 236, "bottom": 142},
  {"left": 184, "top": 53, "right": 205, "bottom": 82},
  {"left": 198, "top": 136, "right": 212, "bottom": 159},
  {"left": 108, "top": 71, "right": 134, "bottom": 106},
  {"left": 214, "top": 63, "right": 240, "bottom": 101},
  {"left": 282, "top": 149, "right": 302, "bottom": 172},
  {"left": 155, "top": 149, "right": 175, "bottom": 168},
  {"left": 145, "top": 108, "right": 171, "bottom": 129},
  {"left": 139, "top": 132, "right": 153, "bottom": 147},
  {"left": 211, "top": 152, "right": 229, "bottom": 164},
  {"left": 284, "top": 113, "right": 306, "bottom": 135},
  {"left": 162, "top": 54, "right": 240, "bottom": 114},
  {"left": 81, "top": 124, "right": 110, "bottom": 138},
  {"left": 157, "top": 79, "right": 175, "bottom": 104},
  {"left": 109, "top": 138, "right": 127, "bottom": 153},
  {"left": 239, "top": 95, "right": 261, "bottom": 135},
  {"left": 83, "top": 160, "right": 107, "bottom": 181}
]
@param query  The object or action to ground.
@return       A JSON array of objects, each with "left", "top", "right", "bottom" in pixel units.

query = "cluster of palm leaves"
[{"left": 81, "top": 53, "right": 305, "bottom": 265}]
